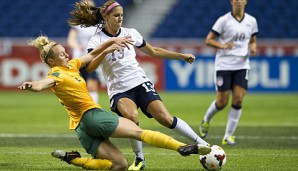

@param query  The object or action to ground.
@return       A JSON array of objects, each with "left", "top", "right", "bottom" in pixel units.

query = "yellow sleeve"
[{"left": 47, "top": 68, "right": 62, "bottom": 85}]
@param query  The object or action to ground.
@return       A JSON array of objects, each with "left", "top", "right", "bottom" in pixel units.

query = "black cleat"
[
  {"left": 51, "top": 150, "right": 81, "bottom": 164},
  {"left": 178, "top": 144, "right": 211, "bottom": 156}
]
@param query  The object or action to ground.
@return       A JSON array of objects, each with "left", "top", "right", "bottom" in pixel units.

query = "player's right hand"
[
  {"left": 223, "top": 42, "right": 234, "bottom": 50},
  {"left": 18, "top": 82, "right": 32, "bottom": 90}
]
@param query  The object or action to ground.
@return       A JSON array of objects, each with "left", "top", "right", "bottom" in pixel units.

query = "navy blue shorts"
[
  {"left": 110, "top": 81, "right": 162, "bottom": 118},
  {"left": 79, "top": 66, "right": 100, "bottom": 82},
  {"left": 215, "top": 69, "right": 249, "bottom": 91}
]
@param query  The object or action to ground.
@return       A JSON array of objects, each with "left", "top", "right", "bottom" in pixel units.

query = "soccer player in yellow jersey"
[{"left": 18, "top": 35, "right": 211, "bottom": 170}]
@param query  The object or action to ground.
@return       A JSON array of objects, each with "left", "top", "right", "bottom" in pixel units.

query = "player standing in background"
[
  {"left": 198, "top": 0, "right": 258, "bottom": 145},
  {"left": 68, "top": 0, "right": 210, "bottom": 170},
  {"left": 67, "top": 0, "right": 101, "bottom": 103},
  {"left": 18, "top": 35, "right": 211, "bottom": 170}
]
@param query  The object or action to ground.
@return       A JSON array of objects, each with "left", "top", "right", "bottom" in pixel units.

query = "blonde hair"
[{"left": 28, "top": 36, "right": 57, "bottom": 62}]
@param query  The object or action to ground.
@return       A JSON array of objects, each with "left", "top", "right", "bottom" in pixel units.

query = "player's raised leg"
[
  {"left": 112, "top": 117, "right": 211, "bottom": 156},
  {"left": 147, "top": 100, "right": 209, "bottom": 145}
]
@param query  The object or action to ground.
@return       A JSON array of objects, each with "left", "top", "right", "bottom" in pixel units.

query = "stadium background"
[
  {"left": 0, "top": 0, "right": 297, "bottom": 92},
  {"left": 0, "top": 1, "right": 297, "bottom": 170}
]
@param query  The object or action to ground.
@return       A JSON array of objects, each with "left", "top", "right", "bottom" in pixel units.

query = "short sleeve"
[
  {"left": 129, "top": 28, "right": 145, "bottom": 47},
  {"left": 47, "top": 68, "right": 63, "bottom": 85},
  {"left": 72, "top": 26, "right": 79, "bottom": 31},
  {"left": 87, "top": 35, "right": 99, "bottom": 51},
  {"left": 212, "top": 16, "right": 225, "bottom": 35},
  {"left": 252, "top": 17, "right": 259, "bottom": 35}
]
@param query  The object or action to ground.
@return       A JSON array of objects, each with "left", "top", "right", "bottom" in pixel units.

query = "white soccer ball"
[{"left": 199, "top": 145, "right": 227, "bottom": 171}]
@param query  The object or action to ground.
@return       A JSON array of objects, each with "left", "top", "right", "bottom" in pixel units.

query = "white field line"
[
  {"left": 0, "top": 133, "right": 76, "bottom": 138},
  {"left": 4, "top": 151, "right": 298, "bottom": 157},
  {"left": 0, "top": 134, "right": 298, "bottom": 140},
  {"left": 1, "top": 133, "right": 297, "bottom": 157}
]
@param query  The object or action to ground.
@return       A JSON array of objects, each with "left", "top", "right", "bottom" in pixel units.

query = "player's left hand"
[
  {"left": 184, "top": 54, "right": 196, "bottom": 64},
  {"left": 113, "top": 36, "right": 134, "bottom": 50},
  {"left": 250, "top": 48, "right": 257, "bottom": 56}
]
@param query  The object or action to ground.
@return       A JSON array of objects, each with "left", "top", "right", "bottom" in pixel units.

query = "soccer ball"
[{"left": 199, "top": 145, "right": 227, "bottom": 171}]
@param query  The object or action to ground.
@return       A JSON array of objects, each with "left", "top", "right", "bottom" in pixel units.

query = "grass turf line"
[{"left": 0, "top": 91, "right": 297, "bottom": 170}]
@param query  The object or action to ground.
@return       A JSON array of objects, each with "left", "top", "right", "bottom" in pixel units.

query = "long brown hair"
[{"left": 68, "top": 0, "right": 119, "bottom": 28}]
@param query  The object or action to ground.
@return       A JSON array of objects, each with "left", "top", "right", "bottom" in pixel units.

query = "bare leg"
[
  {"left": 117, "top": 98, "right": 145, "bottom": 160},
  {"left": 147, "top": 100, "right": 208, "bottom": 145}
]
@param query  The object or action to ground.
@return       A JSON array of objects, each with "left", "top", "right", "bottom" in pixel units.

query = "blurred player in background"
[
  {"left": 18, "top": 35, "right": 211, "bottom": 170},
  {"left": 67, "top": 0, "right": 101, "bottom": 103},
  {"left": 198, "top": 0, "right": 258, "bottom": 146},
  {"left": 68, "top": 0, "right": 210, "bottom": 170}
]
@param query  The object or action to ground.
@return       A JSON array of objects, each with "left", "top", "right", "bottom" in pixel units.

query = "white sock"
[
  {"left": 172, "top": 117, "right": 208, "bottom": 145},
  {"left": 129, "top": 139, "right": 144, "bottom": 160},
  {"left": 203, "top": 100, "right": 219, "bottom": 122},
  {"left": 224, "top": 106, "right": 242, "bottom": 139},
  {"left": 89, "top": 91, "right": 99, "bottom": 103}
]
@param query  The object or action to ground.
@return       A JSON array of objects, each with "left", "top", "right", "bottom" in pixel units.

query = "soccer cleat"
[
  {"left": 128, "top": 157, "right": 146, "bottom": 170},
  {"left": 178, "top": 144, "right": 211, "bottom": 156},
  {"left": 198, "top": 120, "right": 209, "bottom": 138},
  {"left": 51, "top": 150, "right": 81, "bottom": 164},
  {"left": 222, "top": 136, "right": 237, "bottom": 146}
]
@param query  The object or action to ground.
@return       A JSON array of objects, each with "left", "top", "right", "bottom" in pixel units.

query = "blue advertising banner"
[{"left": 165, "top": 56, "right": 298, "bottom": 92}]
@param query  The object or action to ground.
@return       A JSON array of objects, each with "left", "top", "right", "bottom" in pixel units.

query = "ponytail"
[{"left": 68, "top": 0, "right": 120, "bottom": 28}]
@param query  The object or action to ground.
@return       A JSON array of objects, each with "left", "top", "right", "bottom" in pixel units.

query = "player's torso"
[
  {"left": 215, "top": 13, "right": 256, "bottom": 70},
  {"left": 49, "top": 60, "right": 100, "bottom": 129},
  {"left": 219, "top": 13, "right": 254, "bottom": 53},
  {"left": 90, "top": 28, "right": 150, "bottom": 97},
  {"left": 51, "top": 66, "right": 88, "bottom": 100}
]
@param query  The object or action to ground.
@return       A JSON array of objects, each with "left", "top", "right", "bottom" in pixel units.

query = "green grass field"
[{"left": 0, "top": 91, "right": 297, "bottom": 170}]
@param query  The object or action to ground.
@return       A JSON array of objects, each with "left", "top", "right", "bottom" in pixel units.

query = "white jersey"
[
  {"left": 212, "top": 12, "right": 258, "bottom": 71},
  {"left": 88, "top": 27, "right": 150, "bottom": 98},
  {"left": 72, "top": 26, "right": 98, "bottom": 58}
]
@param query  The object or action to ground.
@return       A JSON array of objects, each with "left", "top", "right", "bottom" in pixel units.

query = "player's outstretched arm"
[
  {"left": 140, "top": 42, "right": 196, "bottom": 64},
  {"left": 18, "top": 78, "right": 55, "bottom": 92}
]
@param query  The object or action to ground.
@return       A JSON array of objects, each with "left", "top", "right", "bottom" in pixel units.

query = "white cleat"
[
  {"left": 51, "top": 150, "right": 81, "bottom": 164},
  {"left": 51, "top": 150, "right": 66, "bottom": 159}
]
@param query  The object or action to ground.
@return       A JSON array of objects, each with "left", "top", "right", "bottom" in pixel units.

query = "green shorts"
[{"left": 75, "top": 108, "right": 119, "bottom": 157}]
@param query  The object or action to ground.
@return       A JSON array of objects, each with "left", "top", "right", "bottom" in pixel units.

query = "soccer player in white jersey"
[
  {"left": 68, "top": 0, "right": 210, "bottom": 170},
  {"left": 198, "top": 0, "right": 258, "bottom": 146},
  {"left": 67, "top": 0, "right": 101, "bottom": 103}
]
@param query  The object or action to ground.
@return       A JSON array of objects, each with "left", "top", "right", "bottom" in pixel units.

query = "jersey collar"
[
  {"left": 102, "top": 28, "right": 121, "bottom": 37},
  {"left": 231, "top": 12, "right": 245, "bottom": 23}
]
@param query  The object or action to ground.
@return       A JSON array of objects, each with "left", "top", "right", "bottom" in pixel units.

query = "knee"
[
  {"left": 117, "top": 102, "right": 139, "bottom": 123},
  {"left": 124, "top": 110, "right": 139, "bottom": 123},
  {"left": 112, "top": 158, "right": 128, "bottom": 170},
  {"left": 232, "top": 95, "right": 244, "bottom": 106},
  {"left": 216, "top": 100, "right": 228, "bottom": 110},
  {"left": 155, "top": 114, "right": 173, "bottom": 128}
]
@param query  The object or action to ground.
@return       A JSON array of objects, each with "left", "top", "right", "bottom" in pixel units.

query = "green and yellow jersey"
[{"left": 47, "top": 58, "right": 101, "bottom": 130}]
